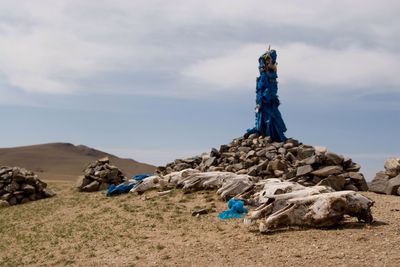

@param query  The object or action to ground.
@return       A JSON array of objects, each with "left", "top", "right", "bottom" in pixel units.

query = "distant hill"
[{"left": 0, "top": 143, "right": 156, "bottom": 181}]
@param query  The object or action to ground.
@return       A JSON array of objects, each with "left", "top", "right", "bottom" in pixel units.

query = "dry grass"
[{"left": 1, "top": 181, "right": 400, "bottom": 266}]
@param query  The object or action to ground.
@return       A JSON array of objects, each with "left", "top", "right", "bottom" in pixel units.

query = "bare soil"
[
  {"left": 0, "top": 143, "right": 155, "bottom": 181},
  {"left": 1, "top": 181, "right": 400, "bottom": 267}
]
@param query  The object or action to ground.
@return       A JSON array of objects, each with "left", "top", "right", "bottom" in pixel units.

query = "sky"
[{"left": 0, "top": 0, "right": 399, "bottom": 180}]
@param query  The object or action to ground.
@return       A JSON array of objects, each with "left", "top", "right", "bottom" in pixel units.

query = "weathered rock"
[
  {"left": 317, "top": 175, "right": 346, "bottom": 191},
  {"left": 369, "top": 171, "right": 390, "bottom": 194},
  {"left": 312, "top": 166, "right": 343, "bottom": 177},
  {"left": 296, "top": 165, "right": 313, "bottom": 176},
  {"left": 0, "top": 166, "right": 56, "bottom": 207},
  {"left": 384, "top": 158, "right": 400, "bottom": 177},
  {"left": 82, "top": 181, "right": 100, "bottom": 192},
  {"left": 77, "top": 158, "right": 128, "bottom": 192},
  {"left": 325, "top": 151, "right": 344, "bottom": 165},
  {"left": 385, "top": 175, "right": 400, "bottom": 195},
  {"left": 157, "top": 134, "right": 366, "bottom": 192},
  {"left": 0, "top": 200, "right": 10, "bottom": 208}
]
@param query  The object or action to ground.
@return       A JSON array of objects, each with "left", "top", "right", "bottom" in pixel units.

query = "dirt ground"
[{"left": 1, "top": 181, "right": 400, "bottom": 267}]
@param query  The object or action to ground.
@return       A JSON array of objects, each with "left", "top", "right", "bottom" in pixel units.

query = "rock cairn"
[
  {"left": 370, "top": 157, "right": 400, "bottom": 195},
  {"left": 0, "top": 166, "right": 56, "bottom": 207},
  {"left": 157, "top": 134, "right": 368, "bottom": 191},
  {"left": 77, "top": 157, "right": 127, "bottom": 192}
]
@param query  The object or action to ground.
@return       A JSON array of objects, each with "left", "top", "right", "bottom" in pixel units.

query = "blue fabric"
[
  {"left": 248, "top": 49, "right": 287, "bottom": 142},
  {"left": 107, "top": 180, "right": 139, "bottom": 196},
  {"left": 218, "top": 198, "right": 248, "bottom": 220},
  {"left": 133, "top": 174, "right": 152, "bottom": 181}
]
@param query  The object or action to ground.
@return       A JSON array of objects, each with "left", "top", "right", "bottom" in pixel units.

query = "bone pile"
[
  {"left": 370, "top": 157, "right": 400, "bottom": 195},
  {"left": 77, "top": 157, "right": 127, "bottom": 192},
  {"left": 157, "top": 134, "right": 368, "bottom": 192},
  {"left": 0, "top": 166, "right": 56, "bottom": 207},
  {"left": 129, "top": 170, "right": 374, "bottom": 232}
]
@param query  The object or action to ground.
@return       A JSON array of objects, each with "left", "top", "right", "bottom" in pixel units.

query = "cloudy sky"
[{"left": 1, "top": 0, "right": 399, "bottom": 180}]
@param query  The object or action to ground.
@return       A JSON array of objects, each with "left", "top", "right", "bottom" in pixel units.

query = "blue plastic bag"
[
  {"left": 107, "top": 180, "right": 138, "bottom": 196},
  {"left": 218, "top": 198, "right": 248, "bottom": 220},
  {"left": 133, "top": 174, "right": 152, "bottom": 181}
]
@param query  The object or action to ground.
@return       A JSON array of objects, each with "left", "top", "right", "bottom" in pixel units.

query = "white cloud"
[
  {"left": 0, "top": 0, "right": 399, "bottom": 98},
  {"left": 183, "top": 42, "right": 400, "bottom": 93}
]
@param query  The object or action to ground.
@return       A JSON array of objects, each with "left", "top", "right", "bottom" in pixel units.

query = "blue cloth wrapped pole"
[{"left": 248, "top": 49, "right": 287, "bottom": 142}]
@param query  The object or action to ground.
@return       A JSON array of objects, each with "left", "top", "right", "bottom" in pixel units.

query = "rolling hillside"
[{"left": 0, "top": 143, "right": 156, "bottom": 181}]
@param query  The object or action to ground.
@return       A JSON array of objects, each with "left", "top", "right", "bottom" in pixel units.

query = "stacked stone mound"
[
  {"left": 77, "top": 157, "right": 127, "bottom": 192},
  {"left": 157, "top": 134, "right": 368, "bottom": 191},
  {"left": 0, "top": 166, "right": 56, "bottom": 208},
  {"left": 370, "top": 157, "right": 400, "bottom": 195}
]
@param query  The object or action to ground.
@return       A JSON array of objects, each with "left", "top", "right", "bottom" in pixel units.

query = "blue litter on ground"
[{"left": 218, "top": 198, "right": 248, "bottom": 220}]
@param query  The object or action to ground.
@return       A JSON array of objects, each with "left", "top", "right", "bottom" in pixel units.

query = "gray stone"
[
  {"left": 384, "top": 158, "right": 400, "bottom": 177},
  {"left": 312, "top": 166, "right": 343, "bottom": 177},
  {"left": 174, "top": 163, "right": 191, "bottom": 171},
  {"left": 0, "top": 200, "right": 10, "bottom": 208},
  {"left": 317, "top": 175, "right": 346, "bottom": 191},
  {"left": 298, "top": 147, "right": 315, "bottom": 160},
  {"left": 369, "top": 171, "right": 390, "bottom": 194},
  {"left": 99, "top": 182, "right": 109, "bottom": 191},
  {"left": 345, "top": 163, "right": 361, "bottom": 172},
  {"left": 43, "top": 188, "right": 56, "bottom": 197},
  {"left": 204, "top": 157, "right": 217, "bottom": 168},
  {"left": 82, "top": 181, "right": 100, "bottom": 192},
  {"left": 8, "top": 197, "right": 17, "bottom": 205},
  {"left": 21, "top": 184, "right": 35, "bottom": 193},
  {"left": 296, "top": 165, "right": 313, "bottom": 176},
  {"left": 325, "top": 151, "right": 344, "bottom": 165},
  {"left": 268, "top": 159, "right": 286, "bottom": 172},
  {"left": 98, "top": 157, "right": 110, "bottom": 164},
  {"left": 210, "top": 148, "right": 220, "bottom": 158},
  {"left": 385, "top": 175, "right": 400, "bottom": 195},
  {"left": 344, "top": 184, "right": 359, "bottom": 191},
  {"left": 238, "top": 147, "right": 251, "bottom": 153}
]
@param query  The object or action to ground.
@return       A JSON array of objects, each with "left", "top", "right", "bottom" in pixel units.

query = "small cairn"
[
  {"left": 370, "top": 157, "right": 400, "bottom": 195},
  {"left": 0, "top": 166, "right": 56, "bottom": 208},
  {"left": 156, "top": 134, "right": 368, "bottom": 191},
  {"left": 77, "top": 157, "right": 127, "bottom": 192}
]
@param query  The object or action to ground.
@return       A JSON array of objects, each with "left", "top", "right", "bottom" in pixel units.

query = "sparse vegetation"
[{"left": 0, "top": 181, "right": 400, "bottom": 266}]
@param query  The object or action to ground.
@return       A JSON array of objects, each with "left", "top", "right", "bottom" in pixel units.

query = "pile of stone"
[
  {"left": 0, "top": 166, "right": 56, "bottom": 207},
  {"left": 370, "top": 157, "right": 400, "bottom": 195},
  {"left": 77, "top": 157, "right": 127, "bottom": 192},
  {"left": 157, "top": 134, "right": 368, "bottom": 191}
]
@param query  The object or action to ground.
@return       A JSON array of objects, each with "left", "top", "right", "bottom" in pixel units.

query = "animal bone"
[{"left": 258, "top": 191, "right": 374, "bottom": 232}]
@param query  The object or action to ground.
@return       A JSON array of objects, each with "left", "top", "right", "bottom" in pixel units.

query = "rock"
[
  {"left": 0, "top": 166, "right": 56, "bottom": 206},
  {"left": 268, "top": 159, "right": 286, "bottom": 172},
  {"left": 325, "top": 151, "right": 344, "bottom": 165},
  {"left": 385, "top": 175, "right": 400, "bottom": 195},
  {"left": 369, "top": 171, "right": 390, "bottom": 194},
  {"left": 317, "top": 175, "right": 346, "bottom": 191},
  {"left": 384, "top": 158, "right": 400, "bottom": 177},
  {"left": 345, "top": 163, "right": 361, "bottom": 172},
  {"left": 0, "top": 200, "right": 10, "bottom": 208},
  {"left": 204, "top": 157, "right": 217, "bottom": 168},
  {"left": 297, "top": 147, "right": 315, "bottom": 160},
  {"left": 157, "top": 135, "right": 365, "bottom": 194},
  {"left": 98, "top": 157, "right": 110, "bottom": 164},
  {"left": 191, "top": 208, "right": 212, "bottom": 216},
  {"left": 82, "top": 181, "right": 100, "bottom": 192},
  {"left": 296, "top": 165, "right": 313, "bottom": 176},
  {"left": 22, "top": 184, "right": 36, "bottom": 193},
  {"left": 210, "top": 148, "right": 220, "bottom": 158},
  {"left": 43, "top": 188, "right": 57, "bottom": 197},
  {"left": 77, "top": 158, "right": 128, "bottom": 192},
  {"left": 312, "top": 166, "right": 343, "bottom": 177},
  {"left": 314, "top": 146, "right": 327, "bottom": 155},
  {"left": 344, "top": 184, "right": 359, "bottom": 191}
]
